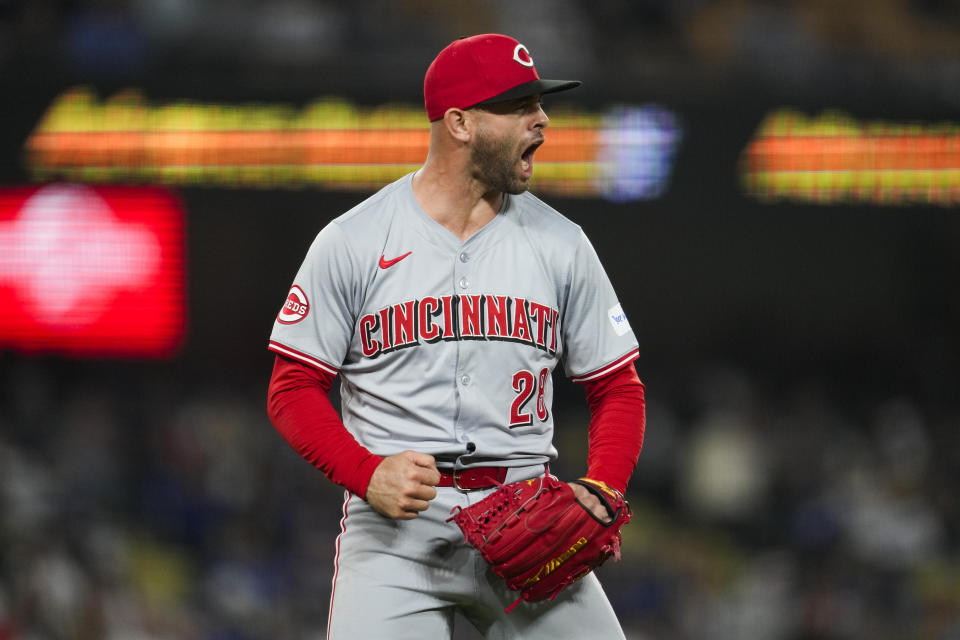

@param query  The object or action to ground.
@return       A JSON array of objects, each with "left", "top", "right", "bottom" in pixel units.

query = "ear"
[{"left": 442, "top": 108, "right": 472, "bottom": 143}]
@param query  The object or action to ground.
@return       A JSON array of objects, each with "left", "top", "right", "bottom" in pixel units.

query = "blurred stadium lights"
[
  {"left": 0, "top": 184, "right": 185, "bottom": 358},
  {"left": 597, "top": 105, "right": 682, "bottom": 202},
  {"left": 741, "top": 109, "right": 960, "bottom": 206},
  {"left": 24, "top": 87, "right": 683, "bottom": 203}
]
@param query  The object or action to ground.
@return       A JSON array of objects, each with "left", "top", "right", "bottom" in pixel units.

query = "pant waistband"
[{"left": 436, "top": 463, "right": 548, "bottom": 492}]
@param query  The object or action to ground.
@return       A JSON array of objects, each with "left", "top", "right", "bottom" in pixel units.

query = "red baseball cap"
[{"left": 424, "top": 34, "right": 581, "bottom": 122}]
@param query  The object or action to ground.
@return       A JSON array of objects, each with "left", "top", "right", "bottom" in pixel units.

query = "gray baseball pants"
[{"left": 325, "top": 464, "right": 627, "bottom": 639}]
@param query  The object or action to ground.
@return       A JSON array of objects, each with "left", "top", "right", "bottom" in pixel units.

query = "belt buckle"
[{"left": 452, "top": 469, "right": 476, "bottom": 493}]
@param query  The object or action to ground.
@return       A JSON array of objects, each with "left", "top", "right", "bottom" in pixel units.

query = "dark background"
[{"left": 2, "top": 2, "right": 959, "bottom": 638}]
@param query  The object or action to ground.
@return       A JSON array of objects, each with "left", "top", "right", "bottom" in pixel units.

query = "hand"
[
  {"left": 366, "top": 450, "right": 441, "bottom": 520},
  {"left": 569, "top": 482, "right": 613, "bottom": 523}
]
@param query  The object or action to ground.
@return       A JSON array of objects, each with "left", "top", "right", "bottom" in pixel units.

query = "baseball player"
[{"left": 267, "top": 33, "right": 646, "bottom": 639}]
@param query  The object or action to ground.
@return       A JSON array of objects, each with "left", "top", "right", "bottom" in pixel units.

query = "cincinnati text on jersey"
[{"left": 358, "top": 294, "right": 559, "bottom": 358}]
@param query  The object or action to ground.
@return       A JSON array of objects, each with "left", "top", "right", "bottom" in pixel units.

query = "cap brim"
[{"left": 473, "top": 78, "right": 581, "bottom": 107}]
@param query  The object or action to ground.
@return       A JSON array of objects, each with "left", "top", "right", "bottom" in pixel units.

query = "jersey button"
[
  {"left": 460, "top": 374, "right": 471, "bottom": 386},
  {"left": 459, "top": 252, "right": 469, "bottom": 263},
  {"left": 458, "top": 277, "right": 469, "bottom": 289}
]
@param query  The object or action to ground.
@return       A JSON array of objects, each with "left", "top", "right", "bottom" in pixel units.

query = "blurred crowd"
[
  {"left": 2, "top": 0, "right": 960, "bottom": 104},
  {"left": 1, "top": 356, "right": 957, "bottom": 640}
]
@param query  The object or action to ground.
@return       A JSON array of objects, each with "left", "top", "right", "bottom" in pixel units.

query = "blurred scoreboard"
[
  {"left": 24, "top": 87, "right": 682, "bottom": 203},
  {"left": 0, "top": 184, "right": 185, "bottom": 358},
  {"left": 742, "top": 109, "right": 960, "bottom": 206}
]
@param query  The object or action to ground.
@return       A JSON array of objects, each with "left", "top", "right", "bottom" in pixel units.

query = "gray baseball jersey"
[{"left": 268, "top": 172, "right": 638, "bottom": 468}]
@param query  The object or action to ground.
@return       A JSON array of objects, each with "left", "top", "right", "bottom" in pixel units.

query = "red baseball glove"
[{"left": 448, "top": 474, "right": 631, "bottom": 610}]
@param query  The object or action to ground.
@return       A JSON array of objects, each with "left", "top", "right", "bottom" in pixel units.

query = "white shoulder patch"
[
  {"left": 607, "top": 303, "right": 631, "bottom": 336},
  {"left": 278, "top": 284, "right": 309, "bottom": 324}
]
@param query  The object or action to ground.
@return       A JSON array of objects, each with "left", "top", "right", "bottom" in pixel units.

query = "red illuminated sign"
[{"left": 0, "top": 184, "right": 185, "bottom": 357}]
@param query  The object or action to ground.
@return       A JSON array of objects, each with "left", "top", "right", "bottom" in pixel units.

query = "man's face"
[{"left": 469, "top": 96, "right": 548, "bottom": 195}]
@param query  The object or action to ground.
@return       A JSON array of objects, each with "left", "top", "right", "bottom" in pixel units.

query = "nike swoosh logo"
[{"left": 378, "top": 251, "right": 413, "bottom": 269}]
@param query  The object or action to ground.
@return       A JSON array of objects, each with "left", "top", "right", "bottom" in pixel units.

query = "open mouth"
[{"left": 521, "top": 140, "right": 543, "bottom": 176}]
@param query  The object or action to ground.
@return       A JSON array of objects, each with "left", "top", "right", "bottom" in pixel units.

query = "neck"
[{"left": 412, "top": 158, "right": 503, "bottom": 243}]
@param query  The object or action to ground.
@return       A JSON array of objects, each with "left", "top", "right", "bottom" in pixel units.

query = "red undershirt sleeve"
[
  {"left": 578, "top": 363, "right": 646, "bottom": 494},
  {"left": 266, "top": 354, "right": 384, "bottom": 499}
]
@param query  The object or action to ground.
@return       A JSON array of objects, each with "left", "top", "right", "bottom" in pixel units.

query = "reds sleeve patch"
[
  {"left": 607, "top": 303, "right": 631, "bottom": 336},
  {"left": 277, "top": 285, "right": 309, "bottom": 324}
]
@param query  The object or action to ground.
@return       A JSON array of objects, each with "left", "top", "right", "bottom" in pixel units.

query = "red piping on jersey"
[
  {"left": 268, "top": 340, "right": 339, "bottom": 376},
  {"left": 568, "top": 348, "right": 640, "bottom": 383}
]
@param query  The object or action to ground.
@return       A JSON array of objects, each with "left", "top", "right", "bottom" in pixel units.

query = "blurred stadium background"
[{"left": 2, "top": 1, "right": 960, "bottom": 638}]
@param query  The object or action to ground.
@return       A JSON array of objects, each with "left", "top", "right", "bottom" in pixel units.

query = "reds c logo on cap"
[
  {"left": 513, "top": 44, "right": 534, "bottom": 67},
  {"left": 278, "top": 285, "right": 309, "bottom": 324},
  {"left": 423, "top": 33, "right": 580, "bottom": 121}
]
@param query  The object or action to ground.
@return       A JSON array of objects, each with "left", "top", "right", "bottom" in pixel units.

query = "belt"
[
  {"left": 437, "top": 464, "right": 547, "bottom": 492},
  {"left": 437, "top": 466, "right": 509, "bottom": 491}
]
